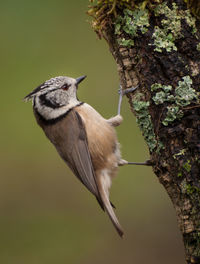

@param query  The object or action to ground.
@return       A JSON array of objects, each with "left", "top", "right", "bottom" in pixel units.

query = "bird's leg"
[
  {"left": 118, "top": 159, "right": 153, "bottom": 166},
  {"left": 117, "top": 85, "right": 137, "bottom": 116},
  {"left": 115, "top": 85, "right": 152, "bottom": 167},
  {"left": 107, "top": 85, "right": 137, "bottom": 127}
]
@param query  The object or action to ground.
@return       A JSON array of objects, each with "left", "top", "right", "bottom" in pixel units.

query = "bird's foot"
[
  {"left": 117, "top": 85, "right": 138, "bottom": 115},
  {"left": 118, "top": 85, "right": 138, "bottom": 97}
]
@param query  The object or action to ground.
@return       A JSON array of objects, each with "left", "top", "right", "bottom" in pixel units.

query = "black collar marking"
[
  {"left": 39, "top": 94, "right": 61, "bottom": 109},
  {"left": 35, "top": 102, "right": 84, "bottom": 125}
]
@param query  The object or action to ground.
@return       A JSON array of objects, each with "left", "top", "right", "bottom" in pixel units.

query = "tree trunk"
[{"left": 88, "top": 0, "right": 200, "bottom": 263}]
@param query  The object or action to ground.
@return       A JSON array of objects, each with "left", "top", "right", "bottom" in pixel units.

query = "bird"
[{"left": 24, "top": 75, "right": 147, "bottom": 237}]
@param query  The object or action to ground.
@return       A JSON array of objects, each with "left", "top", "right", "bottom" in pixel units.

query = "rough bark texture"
[{"left": 89, "top": 0, "right": 200, "bottom": 263}]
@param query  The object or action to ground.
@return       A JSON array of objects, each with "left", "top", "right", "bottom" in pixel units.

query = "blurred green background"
[{"left": 0, "top": 1, "right": 185, "bottom": 263}]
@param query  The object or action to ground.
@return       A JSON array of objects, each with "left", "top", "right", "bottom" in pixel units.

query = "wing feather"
[{"left": 44, "top": 109, "right": 103, "bottom": 207}]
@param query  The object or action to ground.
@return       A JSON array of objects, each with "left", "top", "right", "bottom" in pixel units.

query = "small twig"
[{"left": 183, "top": 105, "right": 200, "bottom": 110}]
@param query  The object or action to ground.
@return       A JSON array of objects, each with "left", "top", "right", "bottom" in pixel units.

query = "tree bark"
[{"left": 88, "top": 0, "right": 200, "bottom": 263}]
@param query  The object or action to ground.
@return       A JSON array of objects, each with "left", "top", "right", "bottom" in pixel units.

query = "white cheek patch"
[{"left": 34, "top": 97, "right": 80, "bottom": 120}]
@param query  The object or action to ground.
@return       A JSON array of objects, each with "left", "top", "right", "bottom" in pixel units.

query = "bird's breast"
[{"left": 76, "top": 104, "right": 118, "bottom": 171}]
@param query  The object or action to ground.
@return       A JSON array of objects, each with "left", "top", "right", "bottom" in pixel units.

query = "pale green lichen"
[
  {"left": 175, "top": 76, "right": 197, "bottom": 106},
  {"left": 151, "top": 2, "right": 197, "bottom": 53},
  {"left": 151, "top": 83, "right": 172, "bottom": 92},
  {"left": 154, "top": 2, "right": 183, "bottom": 38},
  {"left": 114, "top": 7, "right": 150, "bottom": 47},
  {"left": 162, "top": 106, "right": 183, "bottom": 126},
  {"left": 183, "top": 9, "right": 197, "bottom": 34},
  {"left": 151, "top": 76, "right": 198, "bottom": 126},
  {"left": 197, "top": 43, "right": 200, "bottom": 51},
  {"left": 152, "top": 91, "right": 168, "bottom": 105},
  {"left": 151, "top": 26, "right": 177, "bottom": 52},
  {"left": 132, "top": 93, "right": 163, "bottom": 152},
  {"left": 173, "top": 148, "right": 187, "bottom": 159},
  {"left": 117, "top": 38, "right": 134, "bottom": 47},
  {"left": 180, "top": 179, "right": 187, "bottom": 193},
  {"left": 152, "top": 88, "right": 174, "bottom": 105}
]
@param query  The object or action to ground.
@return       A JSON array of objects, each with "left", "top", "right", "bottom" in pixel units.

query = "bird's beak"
[{"left": 76, "top": 75, "right": 86, "bottom": 85}]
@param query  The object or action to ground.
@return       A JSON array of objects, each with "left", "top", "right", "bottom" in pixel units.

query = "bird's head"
[{"left": 24, "top": 75, "right": 86, "bottom": 107}]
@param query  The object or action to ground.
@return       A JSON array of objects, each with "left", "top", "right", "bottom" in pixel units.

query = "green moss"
[
  {"left": 151, "top": 76, "right": 198, "bottom": 126},
  {"left": 185, "top": 184, "right": 200, "bottom": 195},
  {"left": 151, "top": 2, "right": 197, "bottom": 53},
  {"left": 197, "top": 43, "right": 200, "bottom": 51},
  {"left": 114, "top": 7, "right": 150, "bottom": 47},
  {"left": 183, "top": 160, "right": 192, "bottom": 172},
  {"left": 180, "top": 179, "right": 200, "bottom": 195},
  {"left": 132, "top": 93, "right": 164, "bottom": 152},
  {"left": 177, "top": 171, "right": 183, "bottom": 177},
  {"left": 186, "top": 184, "right": 195, "bottom": 194},
  {"left": 88, "top": 0, "right": 154, "bottom": 34}
]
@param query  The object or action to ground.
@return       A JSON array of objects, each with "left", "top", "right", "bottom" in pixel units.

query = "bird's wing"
[
  {"left": 40, "top": 108, "right": 123, "bottom": 236},
  {"left": 52, "top": 109, "right": 103, "bottom": 208}
]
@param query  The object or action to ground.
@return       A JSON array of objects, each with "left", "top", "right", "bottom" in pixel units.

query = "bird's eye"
[{"left": 61, "top": 84, "right": 70, "bottom": 90}]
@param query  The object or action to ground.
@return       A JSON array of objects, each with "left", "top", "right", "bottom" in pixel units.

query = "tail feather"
[{"left": 98, "top": 185, "right": 124, "bottom": 237}]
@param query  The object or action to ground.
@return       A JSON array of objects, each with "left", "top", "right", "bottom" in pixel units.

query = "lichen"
[
  {"left": 114, "top": 7, "right": 150, "bottom": 47},
  {"left": 173, "top": 148, "right": 187, "bottom": 159},
  {"left": 182, "top": 9, "right": 197, "bottom": 34},
  {"left": 175, "top": 76, "right": 197, "bottom": 106},
  {"left": 88, "top": 0, "right": 154, "bottom": 36},
  {"left": 152, "top": 86, "right": 174, "bottom": 105},
  {"left": 117, "top": 38, "right": 134, "bottom": 47},
  {"left": 132, "top": 93, "right": 163, "bottom": 152},
  {"left": 150, "top": 2, "right": 197, "bottom": 53},
  {"left": 197, "top": 43, "right": 200, "bottom": 51},
  {"left": 150, "top": 26, "right": 177, "bottom": 52},
  {"left": 162, "top": 106, "right": 183, "bottom": 126},
  {"left": 154, "top": 3, "right": 183, "bottom": 37},
  {"left": 151, "top": 76, "right": 198, "bottom": 126}
]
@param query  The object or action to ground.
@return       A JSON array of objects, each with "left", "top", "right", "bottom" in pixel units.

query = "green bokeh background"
[{"left": 0, "top": 1, "right": 185, "bottom": 263}]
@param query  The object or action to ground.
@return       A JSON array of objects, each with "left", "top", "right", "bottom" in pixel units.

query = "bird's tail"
[{"left": 98, "top": 183, "right": 124, "bottom": 237}]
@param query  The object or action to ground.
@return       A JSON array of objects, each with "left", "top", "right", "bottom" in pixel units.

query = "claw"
[
  {"left": 124, "top": 86, "right": 138, "bottom": 95},
  {"left": 127, "top": 160, "right": 154, "bottom": 166},
  {"left": 118, "top": 85, "right": 138, "bottom": 96},
  {"left": 117, "top": 84, "right": 138, "bottom": 115}
]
